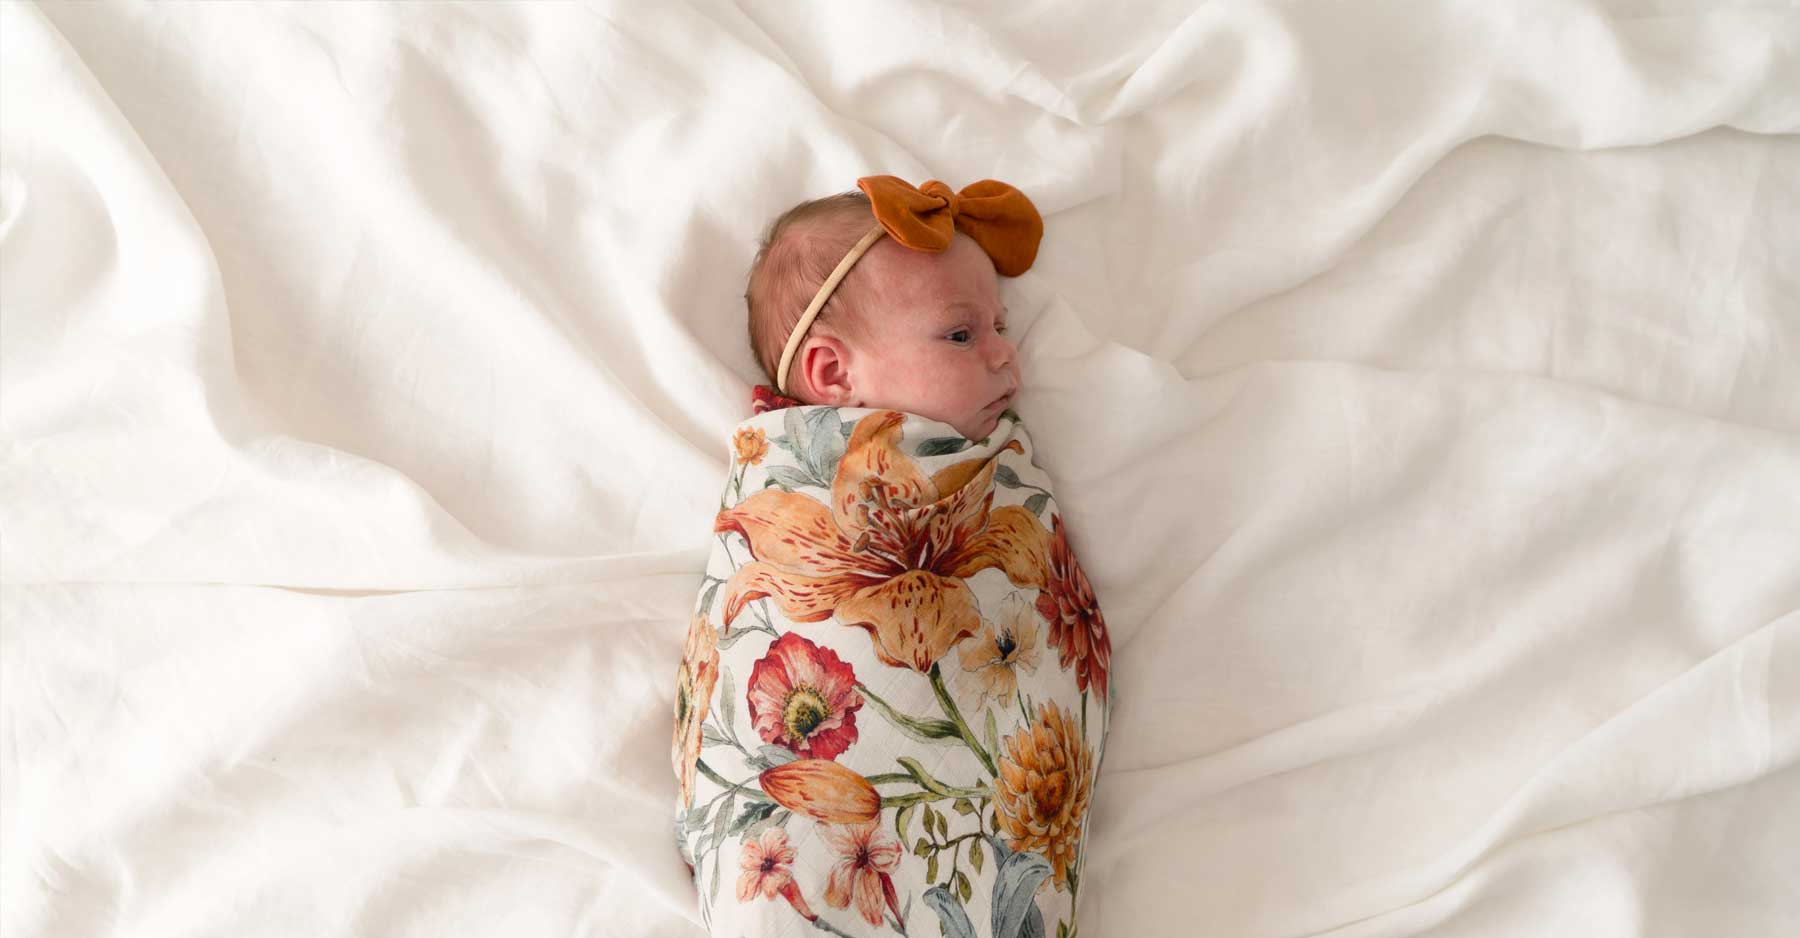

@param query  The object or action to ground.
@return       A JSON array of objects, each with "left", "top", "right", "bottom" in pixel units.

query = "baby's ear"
[{"left": 796, "top": 337, "right": 857, "bottom": 406}]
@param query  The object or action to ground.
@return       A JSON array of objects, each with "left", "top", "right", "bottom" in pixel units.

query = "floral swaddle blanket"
[{"left": 673, "top": 404, "right": 1114, "bottom": 938}]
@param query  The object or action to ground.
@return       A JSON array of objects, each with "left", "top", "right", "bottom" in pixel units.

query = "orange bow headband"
[{"left": 776, "top": 175, "right": 1043, "bottom": 394}]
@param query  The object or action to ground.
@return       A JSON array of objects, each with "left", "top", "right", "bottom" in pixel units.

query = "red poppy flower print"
[{"left": 746, "top": 632, "right": 864, "bottom": 759}]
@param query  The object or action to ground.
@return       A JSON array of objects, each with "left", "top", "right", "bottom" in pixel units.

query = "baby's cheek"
[{"left": 884, "top": 377, "right": 941, "bottom": 418}]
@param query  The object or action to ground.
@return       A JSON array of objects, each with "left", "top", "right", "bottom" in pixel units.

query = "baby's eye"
[{"left": 947, "top": 329, "right": 972, "bottom": 344}]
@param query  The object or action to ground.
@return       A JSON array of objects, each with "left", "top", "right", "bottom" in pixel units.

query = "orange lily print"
[{"left": 714, "top": 411, "right": 1049, "bottom": 672}]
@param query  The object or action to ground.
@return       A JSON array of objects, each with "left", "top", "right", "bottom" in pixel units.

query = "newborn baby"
[{"left": 673, "top": 176, "right": 1113, "bottom": 938}]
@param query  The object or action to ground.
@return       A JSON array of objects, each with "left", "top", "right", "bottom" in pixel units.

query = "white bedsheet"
[{"left": 3, "top": 1, "right": 1796, "bottom": 935}]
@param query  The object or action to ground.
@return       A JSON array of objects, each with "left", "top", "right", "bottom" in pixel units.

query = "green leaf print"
[
  {"left": 923, "top": 885, "right": 977, "bottom": 938},
  {"left": 716, "top": 666, "right": 736, "bottom": 739},
  {"left": 897, "top": 757, "right": 959, "bottom": 797},
  {"left": 764, "top": 465, "right": 817, "bottom": 491},
  {"left": 683, "top": 802, "right": 710, "bottom": 833},
  {"left": 708, "top": 793, "right": 735, "bottom": 853},
  {"left": 780, "top": 409, "right": 808, "bottom": 463},
  {"left": 757, "top": 744, "right": 797, "bottom": 767},
  {"left": 916, "top": 436, "right": 972, "bottom": 457},
  {"left": 803, "top": 409, "right": 845, "bottom": 477},
  {"left": 991, "top": 849, "right": 1053, "bottom": 938},
  {"left": 858, "top": 683, "right": 962, "bottom": 744},
  {"left": 896, "top": 802, "right": 918, "bottom": 844},
  {"left": 698, "top": 579, "right": 721, "bottom": 616},
  {"left": 725, "top": 800, "right": 778, "bottom": 837},
  {"left": 716, "top": 626, "right": 758, "bottom": 651}
]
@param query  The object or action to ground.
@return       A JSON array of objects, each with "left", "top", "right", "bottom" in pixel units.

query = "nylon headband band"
[{"left": 776, "top": 225, "right": 886, "bottom": 395}]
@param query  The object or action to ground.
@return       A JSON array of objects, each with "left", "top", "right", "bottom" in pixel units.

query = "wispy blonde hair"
[{"left": 745, "top": 191, "right": 876, "bottom": 392}]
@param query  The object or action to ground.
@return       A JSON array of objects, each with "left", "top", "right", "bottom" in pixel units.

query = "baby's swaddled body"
[{"left": 673, "top": 403, "right": 1112, "bottom": 937}]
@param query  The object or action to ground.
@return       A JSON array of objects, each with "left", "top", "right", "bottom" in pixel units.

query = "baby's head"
[{"left": 745, "top": 181, "right": 1032, "bottom": 442}]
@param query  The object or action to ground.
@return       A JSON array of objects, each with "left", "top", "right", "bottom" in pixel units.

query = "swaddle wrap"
[{"left": 674, "top": 404, "right": 1114, "bottom": 938}]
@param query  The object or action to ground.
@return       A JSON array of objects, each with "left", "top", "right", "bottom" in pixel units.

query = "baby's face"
[{"left": 848, "top": 234, "right": 1020, "bottom": 441}]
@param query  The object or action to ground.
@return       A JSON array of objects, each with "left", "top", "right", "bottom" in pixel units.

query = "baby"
[
  {"left": 745, "top": 179, "right": 1025, "bottom": 442},
  {"left": 674, "top": 176, "right": 1113, "bottom": 938}
]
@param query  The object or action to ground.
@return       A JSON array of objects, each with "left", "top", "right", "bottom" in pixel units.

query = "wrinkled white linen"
[{"left": 2, "top": 1, "right": 1795, "bottom": 936}]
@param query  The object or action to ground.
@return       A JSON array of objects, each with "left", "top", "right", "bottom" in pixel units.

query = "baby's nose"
[{"left": 986, "top": 336, "right": 1015, "bottom": 370}]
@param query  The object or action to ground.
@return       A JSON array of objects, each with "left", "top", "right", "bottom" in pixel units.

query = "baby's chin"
[{"left": 955, "top": 412, "right": 1001, "bottom": 442}]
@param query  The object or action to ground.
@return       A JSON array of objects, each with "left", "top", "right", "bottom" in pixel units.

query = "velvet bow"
[{"left": 856, "top": 175, "right": 1043, "bottom": 276}]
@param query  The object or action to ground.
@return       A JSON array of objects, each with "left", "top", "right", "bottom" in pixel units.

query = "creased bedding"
[{"left": 3, "top": 1, "right": 1797, "bottom": 937}]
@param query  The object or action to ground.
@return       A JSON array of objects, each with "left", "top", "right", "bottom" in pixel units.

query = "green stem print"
[
  {"left": 928, "top": 663, "right": 998, "bottom": 777},
  {"left": 695, "top": 758, "right": 772, "bottom": 803},
  {"left": 807, "top": 918, "right": 865, "bottom": 938},
  {"left": 855, "top": 671, "right": 998, "bottom": 779},
  {"left": 719, "top": 460, "right": 746, "bottom": 511},
  {"left": 904, "top": 792, "right": 989, "bottom": 902},
  {"left": 869, "top": 752, "right": 992, "bottom": 809},
  {"left": 881, "top": 786, "right": 990, "bottom": 809}
]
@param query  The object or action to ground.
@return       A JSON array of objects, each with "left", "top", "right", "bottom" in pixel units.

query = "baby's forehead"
[{"left": 856, "top": 235, "right": 1001, "bottom": 305}]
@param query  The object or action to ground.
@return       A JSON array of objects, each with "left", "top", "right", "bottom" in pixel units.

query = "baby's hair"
[{"left": 745, "top": 191, "right": 876, "bottom": 390}]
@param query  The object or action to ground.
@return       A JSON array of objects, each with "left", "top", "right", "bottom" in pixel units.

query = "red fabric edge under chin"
[{"left": 752, "top": 384, "right": 805, "bottom": 414}]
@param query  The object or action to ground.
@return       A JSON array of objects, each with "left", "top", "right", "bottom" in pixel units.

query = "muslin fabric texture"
[{"left": 677, "top": 407, "right": 1111, "bottom": 938}]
